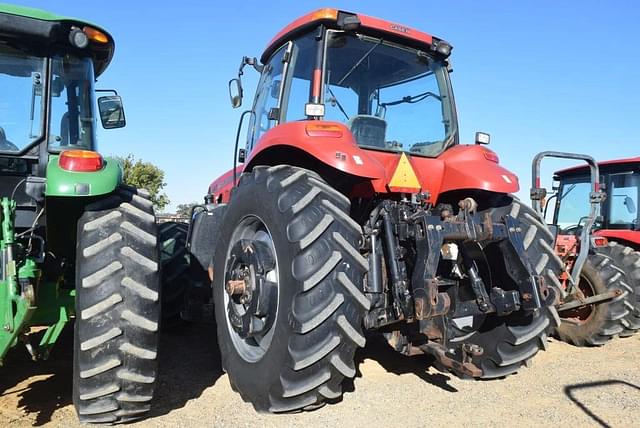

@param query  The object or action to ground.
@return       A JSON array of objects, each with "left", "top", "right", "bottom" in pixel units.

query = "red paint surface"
[
  {"left": 208, "top": 121, "right": 520, "bottom": 204},
  {"left": 555, "top": 156, "right": 640, "bottom": 176},
  {"left": 265, "top": 8, "right": 436, "bottom": 60},
  {"left": 595, "top": 229, "right": 640, "bottom": 247},
  {"left": 311, "top": 69, "right": 322, "bottom": 98}
]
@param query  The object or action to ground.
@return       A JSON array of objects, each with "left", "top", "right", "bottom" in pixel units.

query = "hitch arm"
[
  {"left": 556, "top": 288, "right": 623, "bottom": 312},
  {"left": 530, "top": 151, "right": 604, "bottom": 283}
]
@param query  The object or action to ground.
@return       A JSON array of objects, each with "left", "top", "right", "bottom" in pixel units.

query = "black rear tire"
[
  {"left": 596, "top": 241, "right": 640, "bottom": 337},
  {"left": 450, "top": 199, "right": 563, "bottom": 378},
  {"left": 74, "top": 186, "right": 160, "bottom": 424},
  {"left": 159, "top": 221, "right": 190, "bottom": 327},
  {"left": 213, "top": 165, "right": 369, "bottom": 412},
  {"left": 556, "top": 253, "right": 629, "bottom": 346},
  {"left": 595, "top": 241, "right": 640, "bottom": 336}
]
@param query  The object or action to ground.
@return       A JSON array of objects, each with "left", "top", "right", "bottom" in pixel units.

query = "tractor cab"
[
  {"left": 0, "top": 6, "right": 125, "bottom": 175},
  {"left": 553, "top": 157, "right": 640, "bottom": 245},
  {"left": 0, "top": 46, "right": 98, "bottom": 156},
  {"left": 0, "top": 6, "right": 125, "bottom": 224},
  {"left": 229, "top": 8, "right": 458, "bottom": 160}
]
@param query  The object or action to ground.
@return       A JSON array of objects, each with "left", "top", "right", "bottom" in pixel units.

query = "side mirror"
[
  {"left": 97, "top": 95, "right": 126, "bottom": 129},
  {"left": 229, "top": 78, "right": 243, "bottom": 108}
]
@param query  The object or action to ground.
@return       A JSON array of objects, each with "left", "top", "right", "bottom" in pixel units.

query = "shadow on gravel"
[
  {"left": 349, "top": 334, "right": 458, "bottom": 393},
  {"left": 0, "top": 326, "right": 74, "bottom": 426},
  {"left": 149, "top": 321, "right": 223, "bottom": 418},
  {"left": 564, "top": 380, "right": 640, "bottom": 428},
  {"left": 0, "top": 321, "right": 223, "bottom": 425}
]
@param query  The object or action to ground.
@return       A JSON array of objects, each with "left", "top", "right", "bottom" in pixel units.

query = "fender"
[
  {"left": 208, "top": 122, "right": 520, "bottom": 204},
  {"left": 352, "top": 144, "right": 519, "bottom": 202},
  {"left": 437, "top": 145, "right": 520, "bottom": 195},
  {"left": 595, "top": 229, "right": 640, "bottom": 248},
  {"left": 246, "top": 121, "right": 386, "bottom": 179},
  {"left": 209, "top": 121, "right": 386, "bottom": 203},
  {"left": 45, "top": 155, "right": 122, "bottom": 197}
]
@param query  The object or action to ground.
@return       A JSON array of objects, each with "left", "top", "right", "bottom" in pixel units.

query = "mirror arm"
[{"left": 95, "top": 89, "right": 119, "bottom": 96}]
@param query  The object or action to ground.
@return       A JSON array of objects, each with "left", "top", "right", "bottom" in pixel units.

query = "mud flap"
[
  {"left": 182, "top": 203, "right": 226, "bottom": 322},
  {"left": 188, "top": 204, "right": 227, "bottom": 271}
]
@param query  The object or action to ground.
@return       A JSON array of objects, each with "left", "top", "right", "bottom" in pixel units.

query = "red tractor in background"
[
  {"left": 541, "top": 156, "right": 640, "bottom": 343},
  {"left": 184, "top": 8, "right": 566, "bottom": 412}
]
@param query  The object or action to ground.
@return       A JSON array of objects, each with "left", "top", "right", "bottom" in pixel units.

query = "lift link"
[{"left": 0, "top": 198, "right": 39, "bottom": 364}]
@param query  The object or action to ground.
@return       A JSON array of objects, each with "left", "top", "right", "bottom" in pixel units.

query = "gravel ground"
[{"left": 1, "top": 322, "right": 638, "bottom": 427}]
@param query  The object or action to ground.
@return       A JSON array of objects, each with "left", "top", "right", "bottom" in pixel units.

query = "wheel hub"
[
  {"left": 559, "top": 278, "right": 595, "bottom": 324},
  {"left": 225, "top": 239, "right": 277, "bottom": 339}
]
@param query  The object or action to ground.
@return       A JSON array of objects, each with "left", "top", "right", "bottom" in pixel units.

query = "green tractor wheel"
[
  {"left": 159, "top": 221, "right": 190, "bottom": 327},
  {"left": 73, "top": 186, "right": 160, "bottom": 424}
]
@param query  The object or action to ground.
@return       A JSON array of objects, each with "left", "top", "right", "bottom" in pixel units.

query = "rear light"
[
  {"left": 591, "top": 237, "right": 609, "bottom": 247},
  {"left": 83, "top": 26, "right": 109, "bottom": 44},
  {"left": 305, "top": 123, "right": 343, "bottom": 138},
  {"left": 59, "top": 150, "right": 104, "bottom": 172}
]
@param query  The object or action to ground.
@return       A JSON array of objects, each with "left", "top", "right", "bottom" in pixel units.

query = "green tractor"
[{"left": 0, "top": 4, "right": 160, "bottom": 423}]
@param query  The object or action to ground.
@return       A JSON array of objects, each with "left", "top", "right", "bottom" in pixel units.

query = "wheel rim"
[
  {"left": 223, "top": 215, "right": 279, "bottom": 362},
  {"left": 559, "top": 276, "right": 596, "bottom": 324}
]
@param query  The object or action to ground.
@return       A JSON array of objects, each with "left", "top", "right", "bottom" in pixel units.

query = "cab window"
[{"left": 246, "top": 45, "right": 288, "bottom": 151}]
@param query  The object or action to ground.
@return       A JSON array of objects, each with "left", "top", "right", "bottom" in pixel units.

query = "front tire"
[
  {"left": 213, "top": 166, "right": 369, "bottom": 412},
  {"left": 74, "top": 186, "right": 160, "bottom": 424}
]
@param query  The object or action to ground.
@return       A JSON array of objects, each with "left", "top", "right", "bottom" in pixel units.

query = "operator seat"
[
  {"left": 59, "top": 113, "right": 69, "bottom": 146},
  {"left": 347, "top": 115, "right": 387, "bottom": 149}
]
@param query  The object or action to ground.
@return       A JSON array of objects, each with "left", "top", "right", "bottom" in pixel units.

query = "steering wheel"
[{"left": 562, "top": 225, "right": 583, "bottom": 235}]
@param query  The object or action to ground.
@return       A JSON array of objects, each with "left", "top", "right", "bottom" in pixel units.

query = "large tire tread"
[
  {"left": 556, "top": 253, "right": 630, "bottom": 346},
  {"left": 215, "top": 165, "right": 368, "bottom": 413},
  {"left": 595, "top": 241, "right": 640, "bottom": 337},
  {"left": 74, "top": 186, "right": 160, "bottom": 424}
]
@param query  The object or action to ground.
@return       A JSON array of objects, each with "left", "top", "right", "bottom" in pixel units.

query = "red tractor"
[
  {"left": 186, "top": 9, "right": 564, "bottom": 412},
  {"left": 544, "top": 156, "right": 640, "bottom": 342}
]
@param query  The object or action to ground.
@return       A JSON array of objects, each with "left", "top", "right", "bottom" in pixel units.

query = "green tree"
[
  {"left": 176, "top": 202, "right": 199, "bottom": 218},
  {"left": 118, "top": 154, "right": 169, "bottom": 211}
]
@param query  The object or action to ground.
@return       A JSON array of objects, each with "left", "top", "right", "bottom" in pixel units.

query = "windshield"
[
  {"left": 0, "top": 44, "right": 46, "bottom": 153},
  {"left": 323, "top": 31, "right": 456, "bottom": 157},
  {"left": 556, "top": 177, "right": 592, "bottom": 232},
  {"left": 0, "top": 45, "right": 97, "bottom": 154}
]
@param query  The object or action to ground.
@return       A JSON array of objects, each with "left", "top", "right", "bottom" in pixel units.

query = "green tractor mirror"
[{"left": 97, "top": 95, "right": 126, "bottom": 128}]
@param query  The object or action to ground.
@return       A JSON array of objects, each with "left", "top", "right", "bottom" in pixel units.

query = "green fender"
[{"left": 45, "top": 155, "right": 123, "bottom": 197}]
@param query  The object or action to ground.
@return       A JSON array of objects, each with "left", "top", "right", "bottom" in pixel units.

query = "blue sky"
[{"left": 15, "top": 0, "right": 640, "bottom": 211}]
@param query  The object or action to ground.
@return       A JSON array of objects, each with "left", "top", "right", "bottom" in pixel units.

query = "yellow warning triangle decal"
[{"left": 388, "top": 153, "right": 421, "bottom": 191}]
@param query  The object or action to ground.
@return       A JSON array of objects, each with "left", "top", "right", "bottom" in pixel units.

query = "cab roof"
[
  {"left": 261, "top": 8, "right": 451, "bottom": 63},
  {"left": 555, "top": 156, "right": 640, "bottom": 177},
  {"left": 0, "top": 3, "right": 114, "bottom": 76}
]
